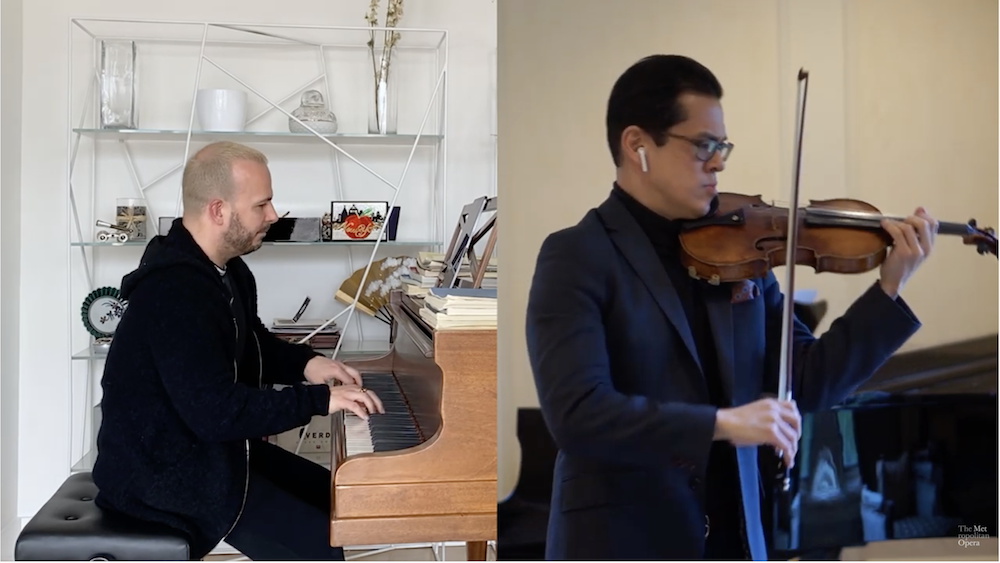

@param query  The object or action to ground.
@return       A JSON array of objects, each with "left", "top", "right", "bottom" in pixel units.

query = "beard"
[{"left": 223, "top": 212, "right": 265, "bottom": 257}]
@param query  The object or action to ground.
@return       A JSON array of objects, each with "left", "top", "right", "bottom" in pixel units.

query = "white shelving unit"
[{"left": 66, "top": 17, "right": 449, "bottom": 481}]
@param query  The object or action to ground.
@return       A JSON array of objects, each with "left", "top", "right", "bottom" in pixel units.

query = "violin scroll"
[{"left": 961, "top": 219, "right": 998, "bottom": 258}]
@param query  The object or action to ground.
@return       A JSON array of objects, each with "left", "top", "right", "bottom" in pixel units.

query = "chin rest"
[{"left": 15, "top": 472, "right": 191, "bottom": 561}]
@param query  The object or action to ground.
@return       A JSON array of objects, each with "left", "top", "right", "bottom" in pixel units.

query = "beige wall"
[{"left": 497, "top": 0, "right": 998, "bottom": 498}]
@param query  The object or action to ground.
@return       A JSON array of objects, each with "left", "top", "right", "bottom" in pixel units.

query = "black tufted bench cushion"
[{"left": 15, "top": 472, "right": 191, "bottom": 561}]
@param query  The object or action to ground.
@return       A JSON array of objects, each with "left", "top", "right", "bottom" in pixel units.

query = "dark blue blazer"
[{"left": 525, "top": 191, "right": 921, "bottom": 560}]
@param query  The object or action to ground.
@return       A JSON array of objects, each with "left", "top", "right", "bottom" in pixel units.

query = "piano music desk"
[{"left": 329, "top": 292, "right": 497, "bottom": 560}]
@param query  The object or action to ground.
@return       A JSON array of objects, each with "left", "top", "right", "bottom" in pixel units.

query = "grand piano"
[
  {"left": 498, "top": 298, "right": 997, "bottom": 560},
  {"left": 331, "top": 290, "right": 496, "bottom": 560},
  {"left": 766, "top": 333, "right": 998, "bottom": 560}
]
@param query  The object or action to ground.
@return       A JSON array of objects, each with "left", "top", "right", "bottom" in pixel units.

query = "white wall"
[
  {"left": 16, "top": 0, "right": 496, "bottom": 527},
  {"left": 496, "top": 0, "right": 997, "bottom": 497},
  {"left": 2, "top": 0, "right": 24, "bottom": 556}
]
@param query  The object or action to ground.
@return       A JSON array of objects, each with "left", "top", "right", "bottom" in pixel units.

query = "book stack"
[
  {"left": 418, "top": 287, "right": 497, "bottom": 330},
  {"left": 401, "top": 252, "right": 445, "bottom": 298},
  {"left": 402, "top": 251, "right": 499, "bottom": 298},
  {"left": 269, "top": 317, "right": 341, "bottom": 349}
]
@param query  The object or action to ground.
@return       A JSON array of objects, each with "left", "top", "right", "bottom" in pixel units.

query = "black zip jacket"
[{"left": 92, "top": 218, "right": 330, "bottom": 559}]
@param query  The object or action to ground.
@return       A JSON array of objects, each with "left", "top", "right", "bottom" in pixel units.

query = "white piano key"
[
  {"left": 344, "top": 411, "right": 374, "bottom": 456},
  {"left": 338, "top": 371, "right": 426, "bottom": 458}
]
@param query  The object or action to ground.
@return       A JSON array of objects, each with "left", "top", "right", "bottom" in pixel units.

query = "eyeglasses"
[{"left": 667, "top": 133, "right": 734, "bottom": 162}]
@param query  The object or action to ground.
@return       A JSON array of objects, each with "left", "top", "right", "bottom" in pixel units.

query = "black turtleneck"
[
  {"left": 610, "top": 184, "right": 725, "bottom": 407},
  {"left": 611, "top": 183, "right": 746, "bottom": 557}
]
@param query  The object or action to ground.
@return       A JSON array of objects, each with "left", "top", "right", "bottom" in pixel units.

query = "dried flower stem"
[{"left": 364, "top": 0, "right": 405, "bottom": 107}]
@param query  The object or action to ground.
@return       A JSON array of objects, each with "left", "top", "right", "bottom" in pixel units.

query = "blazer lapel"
[
  {"left": 704, "top": 288, "right": 736, "bottom": 406},
  {"left": 596, "top": 195, "right": 702, "bottom": 374}
]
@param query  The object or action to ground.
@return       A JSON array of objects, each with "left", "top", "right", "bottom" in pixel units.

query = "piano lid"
[
  {"left": 768, "top": 334, "right": 998, "bottom": 560},
  {"left": 770, "top": 393, "right": 997, "bottom": 559}
]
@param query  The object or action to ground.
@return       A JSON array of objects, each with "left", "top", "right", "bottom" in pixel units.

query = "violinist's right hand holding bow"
[{"left": 713, "top": 398, "right": 801, "bottom": 469}]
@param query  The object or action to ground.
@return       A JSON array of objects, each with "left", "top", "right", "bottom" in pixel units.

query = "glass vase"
[
  {"left": 367, "top": 45, "right": 398, "bottom": 135},
  {"left": 99, "top": 40, "right": 138, "bottom": 129},
  {"left": 116, "top": 197, "right": 147, "bottom": 241}
]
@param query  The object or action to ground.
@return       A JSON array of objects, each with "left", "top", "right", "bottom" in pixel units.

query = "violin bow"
[{"left": 776, "top": 68, "right": 810, "bottom": 492}]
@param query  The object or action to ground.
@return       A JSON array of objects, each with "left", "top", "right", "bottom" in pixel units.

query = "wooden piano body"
[{"left": 330, "top": 291, "right": 497, "bottom": 556}]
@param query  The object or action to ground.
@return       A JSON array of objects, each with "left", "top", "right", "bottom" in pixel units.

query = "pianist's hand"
[
  {"left": 329, "top": 384, "right": 386, "bottom": 421},
  {"left": 304, "top": 356, "right": 363, "bottom": 386},
  {"left": 713, "top": 398, "right": 801, "bottom": 468}
]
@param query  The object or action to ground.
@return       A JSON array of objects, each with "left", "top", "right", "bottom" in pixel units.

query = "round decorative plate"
[{"left": 81, "top": 286, "right": 127, "bottom": 339}]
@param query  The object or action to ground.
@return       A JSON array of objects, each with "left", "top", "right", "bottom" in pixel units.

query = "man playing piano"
[
  {"left": 92, "top": 141, "right": 385, "bottom": 560},
  {"left": 525, "top": 55, "right": 938, "bottom": 560}
]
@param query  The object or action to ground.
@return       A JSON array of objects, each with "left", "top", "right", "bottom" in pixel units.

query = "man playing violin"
[{"left": 525, "top": 54, "right": 937, "bottom": 560}]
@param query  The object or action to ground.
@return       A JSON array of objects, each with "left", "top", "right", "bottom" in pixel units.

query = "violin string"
[
  {"left": 766, "top": 199, "right": 908, "bottom": 222},
  {"left": 804, "top": 206, "right": 907, "bottom": 222}
]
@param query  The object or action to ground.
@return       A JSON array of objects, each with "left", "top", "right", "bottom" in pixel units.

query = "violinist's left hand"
[{"left": 878, "top": 207, "right": 939, "bottom": 299}]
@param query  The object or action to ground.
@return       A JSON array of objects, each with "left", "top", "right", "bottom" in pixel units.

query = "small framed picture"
[{"left": 329, "top": 201, "right": 389, "bottom": 241}]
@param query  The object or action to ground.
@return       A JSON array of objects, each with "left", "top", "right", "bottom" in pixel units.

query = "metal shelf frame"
[{"left": 65, "top": 17, "right": 450, "bottom": 489}]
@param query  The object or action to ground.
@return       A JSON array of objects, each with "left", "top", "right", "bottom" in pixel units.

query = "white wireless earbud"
[{"left": 637, "top": 147, "right": 649, "bottom": 173}]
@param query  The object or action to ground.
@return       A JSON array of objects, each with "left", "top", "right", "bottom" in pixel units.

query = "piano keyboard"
[{"left": 344, "top": 372, "right": 426, "bottom": 456}]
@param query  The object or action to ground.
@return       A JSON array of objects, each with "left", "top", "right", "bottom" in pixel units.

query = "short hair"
[
  {"left": 606, "top": 54, "right": 724, "bottom": 166},
  {"left": 181, "top": 141, "right": 268, "bottom": 212}
]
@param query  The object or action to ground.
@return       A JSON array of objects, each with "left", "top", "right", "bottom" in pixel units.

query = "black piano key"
[{"left": 356, "top": 372, "right": 424, "bottom": 453}]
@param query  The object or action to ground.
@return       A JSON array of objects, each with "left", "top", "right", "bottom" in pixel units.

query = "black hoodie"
[{"left": 92, "top": 218, "right": 330, "bottom": 559}]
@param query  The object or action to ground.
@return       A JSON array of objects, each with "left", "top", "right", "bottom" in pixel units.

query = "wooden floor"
[{"left": 203, "top": 542, "right": 497, "bottom": 561}]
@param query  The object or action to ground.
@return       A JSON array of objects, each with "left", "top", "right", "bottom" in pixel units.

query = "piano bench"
[{"left": 14, "top": 472, "right": 191, "bottom": 561}]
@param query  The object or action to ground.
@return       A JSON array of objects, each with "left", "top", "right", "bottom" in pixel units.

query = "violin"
[
  {"left": 700, "top": 69, "right": 997, "bottom": 500},
  {"left": 677, "top": 191, "right": 999, "bottom": 285}
]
